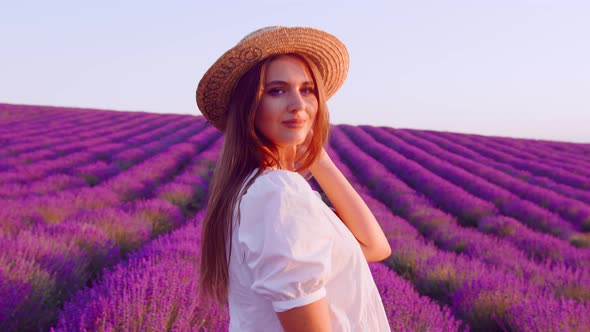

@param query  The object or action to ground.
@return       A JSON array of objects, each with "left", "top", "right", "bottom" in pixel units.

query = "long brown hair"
[{"left": 199, "top": 53, "right": 331, "bottom": 304}]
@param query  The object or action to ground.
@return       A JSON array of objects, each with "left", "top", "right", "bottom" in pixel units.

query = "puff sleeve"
[{"left": 237, "top": 171, "right": 333, "bottom": 312}]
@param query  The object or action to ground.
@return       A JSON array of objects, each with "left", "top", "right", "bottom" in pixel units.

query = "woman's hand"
[{"left": 296, "top": 128, "right": 331, "bottom": 173}]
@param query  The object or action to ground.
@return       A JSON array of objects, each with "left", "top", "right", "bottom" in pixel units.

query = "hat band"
[{"left": 201, "top": 47, "right": 263, "bottom": 121}]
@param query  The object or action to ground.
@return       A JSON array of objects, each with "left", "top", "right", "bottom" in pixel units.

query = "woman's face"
[{"left": 255, "top": 55, "right": 318, "bottom": 152}]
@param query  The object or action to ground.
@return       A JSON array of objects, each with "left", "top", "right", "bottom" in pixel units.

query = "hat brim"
[{"left": 196, "top": 27, "right": 349, "bottom": 131}]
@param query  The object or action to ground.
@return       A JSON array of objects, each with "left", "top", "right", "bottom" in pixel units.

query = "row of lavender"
[
  {"left": 379, "top": 128, "right": 590, "bottom": 231},
  {"left": 0, "top": 110, "right": 201, "bottom": 196},
  {"left": 340, "top": 125, "right": 590, "bottom": 266},
  {"left": 0, "top": 122, "right": 221, "bottom": 232},
  {"left": 0, "top": 106, "right": 223, "bottom": 331},
  {"left": 468, "top": 133, "right": 590, "bottom": 177},
  {"left": 360, "top": 126, "right": 590, "bottom": 247},
  {"left": 1, "top": 140, "right": 221, "bottom": 331},
  {"left": 330, "top": 125, "right": 590, "bottom": 330},
  {"left": 412, "top": 130, "right": 590, "bottom": 211},
  {"left": 442, "top": 131, "right": 590, "bottom": 187}
]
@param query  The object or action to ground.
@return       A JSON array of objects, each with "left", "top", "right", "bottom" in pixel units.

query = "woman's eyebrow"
[{"left": 264, "top": 80, "right": 315, "bottom": 86}]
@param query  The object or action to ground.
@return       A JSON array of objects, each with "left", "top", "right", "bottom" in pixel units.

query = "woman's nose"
[{"left": 287, "top": 91, "right": 305, "bottom": 112}]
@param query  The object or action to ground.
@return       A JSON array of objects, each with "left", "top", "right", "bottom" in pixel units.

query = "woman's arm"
[
  {"left": 309, "top": 148, "right": 391, "bottom": 262},
  {"left": 276, "top": 297, "right": 332, "bottom": 331}
]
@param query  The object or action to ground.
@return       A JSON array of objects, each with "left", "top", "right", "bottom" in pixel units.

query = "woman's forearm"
[{"left": 309, "top": 149, "right": 391, "bottom": 262}]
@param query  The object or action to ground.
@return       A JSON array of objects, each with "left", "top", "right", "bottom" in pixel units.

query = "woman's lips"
[{"left": 283, "top": 120, "right": 304, "bottom": 128}]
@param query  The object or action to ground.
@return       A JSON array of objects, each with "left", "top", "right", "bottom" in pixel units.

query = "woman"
[{"left": 196, "top": 26, "right": 391, "bottom": 331}]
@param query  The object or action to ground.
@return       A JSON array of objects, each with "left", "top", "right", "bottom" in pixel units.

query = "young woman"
[{"left": 196, "top": 26, "right": 391, "bottom": 331}]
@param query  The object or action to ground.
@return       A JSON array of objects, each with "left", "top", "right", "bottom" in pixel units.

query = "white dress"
[{"left": 227, "top": 168, "right": 390, "bottom": 331}]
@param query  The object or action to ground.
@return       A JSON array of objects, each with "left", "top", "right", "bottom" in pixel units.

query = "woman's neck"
[{"left": 266, "top": 145, "right": 297, "bottom": 171}]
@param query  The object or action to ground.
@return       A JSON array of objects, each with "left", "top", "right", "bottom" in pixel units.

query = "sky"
[{"left": 1, "top": 1, "right": 589, "bottom": 143}]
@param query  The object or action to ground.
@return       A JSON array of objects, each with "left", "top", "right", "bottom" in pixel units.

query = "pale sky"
[{"left": 1, "top": 1, "right": 589, "bottom": 143}]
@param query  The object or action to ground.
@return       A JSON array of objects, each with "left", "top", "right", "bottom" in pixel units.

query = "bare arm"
[
  {"left": 309, "top": 148, "right": 391, "bottom": 262},
  {"left": 276, "top": 297, "right": 332, "bottom": 332}
]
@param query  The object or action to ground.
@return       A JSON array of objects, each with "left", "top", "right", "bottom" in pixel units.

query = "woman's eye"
[
  {"left": 267, "top": 88, "right": 284, "bottom": 95},
  {"left": 301, "top": 87, "right": 316, "bottom": 95},
  {"left": 266, "top": 86, "right": 315, "bottom": 96}
]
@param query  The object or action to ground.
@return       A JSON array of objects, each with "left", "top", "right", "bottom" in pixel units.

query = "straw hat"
[{"left": 196, "top": 26, "right": 349, "bottom": 131}]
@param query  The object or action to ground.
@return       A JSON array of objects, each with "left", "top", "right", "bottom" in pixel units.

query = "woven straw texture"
[{"left": 196, "top": 26, "right": 349, "bottom": 131}]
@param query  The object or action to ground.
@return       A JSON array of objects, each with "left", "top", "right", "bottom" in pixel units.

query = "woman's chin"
[{"left": 276, "top": 136, "right": 307, "bottom": 147}]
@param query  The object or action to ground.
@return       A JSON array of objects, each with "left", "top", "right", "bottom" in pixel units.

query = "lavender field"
[{"left": 1, "top": 103, "right": 589, "bottom": 332}]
